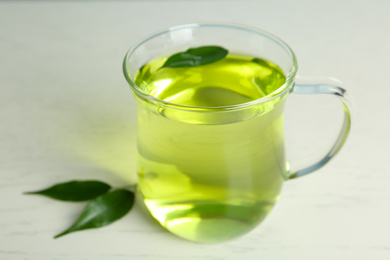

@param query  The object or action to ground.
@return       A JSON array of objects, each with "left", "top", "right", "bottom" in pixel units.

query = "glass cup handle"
[{"left": 286, "top": 79, "right": 353, "bottom": 179}]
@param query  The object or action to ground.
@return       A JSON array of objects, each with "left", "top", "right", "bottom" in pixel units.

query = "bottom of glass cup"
[{"left": 144, "top": 200, "right": 276, "bottom": 243}]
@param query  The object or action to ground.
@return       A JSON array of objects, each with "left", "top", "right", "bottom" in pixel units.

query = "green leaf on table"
[
  {"left": 24, "top": 180, "right": 111, "bottom": 201},
  {"left": 54, "top": 189, "right": 135, "bottom": 238},
  {"left": 161, "top": 45, "right": 228, "bottom": 68}
]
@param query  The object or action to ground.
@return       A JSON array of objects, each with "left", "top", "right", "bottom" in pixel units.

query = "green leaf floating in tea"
[
  {"left": 54, "top": 189, "right": 135, "bottom": 238},
  {"left": 25, "top": 180, "right": 111, "bottom": 202},
  {"left": 161, "top": 46, "right": 228, "bottom": 68}
]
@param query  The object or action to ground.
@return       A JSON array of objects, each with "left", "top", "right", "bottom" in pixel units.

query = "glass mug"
[{"left": 123, "top": 23, "right": 352, "bottom": 243}]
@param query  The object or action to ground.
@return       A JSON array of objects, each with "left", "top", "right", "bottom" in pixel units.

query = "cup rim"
[{"left": 123, "top": 22, "right": 298, "bottom": 111}]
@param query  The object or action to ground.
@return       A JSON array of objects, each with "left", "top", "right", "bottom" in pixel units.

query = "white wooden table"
[{"left": 1, "top": 1, "right": 389, "bottom": 259}]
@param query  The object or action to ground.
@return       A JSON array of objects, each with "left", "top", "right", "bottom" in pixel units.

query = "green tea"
[{"left": 133, "top": 53, "right": 287, "bottom": 242}]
